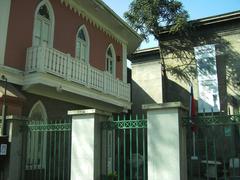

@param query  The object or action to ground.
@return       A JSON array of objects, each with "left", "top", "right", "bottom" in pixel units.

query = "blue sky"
[{"left": 102, "top": 0, "right": 240, "bottom": 49}]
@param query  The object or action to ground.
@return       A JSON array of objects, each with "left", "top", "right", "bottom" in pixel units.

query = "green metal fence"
[
  {"left": 22, "top": 119, "right": 72, "bottom": 180},
  {"left": 102, "top": 114, "right": 148, "bottom": 180},
  {"left": 0, "top": 168, "right": 5, "bottom": 180},
  {"left": 184, "top": 114, "right": 240, "bottom": 180}
]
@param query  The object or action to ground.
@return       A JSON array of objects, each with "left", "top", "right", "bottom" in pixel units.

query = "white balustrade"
[
  {"left": 44, "top": 47, "right": 68, "bottom": 77},
  {"left": 118, "top": 80, "right": 131, "bottom": 100},
  {"left": 69, "top": 58, "right": 88, "bottom": 85},
  {"left": 25, "top": 46, "right": 40, "bottom": 73},
  {"left": 104, "top": 72, "right": 118, "bottom": 96},
  {"left": 25, "top": 46, "right": 130, "bottom": 101},
  {"left": 88, "top": 66, "right": 104, "bottom": 91}
]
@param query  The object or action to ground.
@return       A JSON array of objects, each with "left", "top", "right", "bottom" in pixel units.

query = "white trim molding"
[
  {"left": 23, "top": 72, "right": 131, "bottom": 111},
  {"left": 0, "top": 0, "right": 12, "bottom": 65},
  {"left": 28, "top": 100, "right": 48, "bottom": 121},
  {"left": 0, "top": 65, "right": 24, "bottom": 85}
]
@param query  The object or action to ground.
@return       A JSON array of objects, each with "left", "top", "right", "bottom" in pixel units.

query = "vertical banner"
[{"left": 194, "top": 44, "right": 220, "bottom": 113}]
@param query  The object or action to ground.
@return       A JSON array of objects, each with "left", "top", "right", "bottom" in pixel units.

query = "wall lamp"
[{"left": 116, "top": 55, "right": 122, "bottom": 62}]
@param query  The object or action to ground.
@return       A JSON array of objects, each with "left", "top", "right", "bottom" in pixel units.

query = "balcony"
[{"left": 25, "top": 46, "right": 130, "bottom": 103}]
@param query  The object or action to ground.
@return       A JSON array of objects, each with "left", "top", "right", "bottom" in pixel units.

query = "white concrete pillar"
[
  {"left": 68, "top": 109, "right": 111, "bottom": 180},
  {"left": 143, "top": 102, "right": 188, "bottom": 180}
]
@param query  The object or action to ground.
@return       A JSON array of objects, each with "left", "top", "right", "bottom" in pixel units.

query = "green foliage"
[
  {"left": 124, "top": 0, "right": 189, "bottom": 40},
  {"left": 107, "top": 171, "right": 117, "bottom": 180},
  {"left": 124, "top": 0, "right": 192, "bottom": 85}
]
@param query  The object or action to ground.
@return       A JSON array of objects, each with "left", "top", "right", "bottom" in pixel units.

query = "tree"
[
  {"left": 124, "top": 0, "right": 189, "bottom": 40},
  {"left": 124, "top": 0, "right": 194, "bottom": 101}
]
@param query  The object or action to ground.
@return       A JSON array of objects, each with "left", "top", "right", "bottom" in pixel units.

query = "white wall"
[
  {"left": 0, "top": 0, "right": 11, "bottom": 65},
  {"left": 132, "top": 61, "right": 163, "bottom": 104}
]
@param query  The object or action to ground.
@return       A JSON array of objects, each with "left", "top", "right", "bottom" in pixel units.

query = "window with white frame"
[
  {"left": 106, "top": 45, "right": 116, "bottom": 76},
  {"left": 33, "top": 0, "right": 54, "bottom": 47},
  {"left": 76, "top": 25, "right": 89, "bottom": 62}
]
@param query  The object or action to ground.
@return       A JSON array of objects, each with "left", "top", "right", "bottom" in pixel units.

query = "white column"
[
  {"left": 68, "top": 109, "right": 111, "bottom": 180},
  {"left": 0, "top": 0, "right": 11, "bottom": 65},
  {"left": 143, "top": 102, "right": 188, "bottom": 180},
  {"left": 122, "top": 43, "right": 127, "bottom": 83}
]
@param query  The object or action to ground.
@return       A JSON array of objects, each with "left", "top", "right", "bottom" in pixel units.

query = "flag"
[{"left": 189, "top": 85, "right": 197, "bottom": 132}]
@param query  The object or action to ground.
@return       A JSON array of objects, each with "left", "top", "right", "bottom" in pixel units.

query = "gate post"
[
  {"left": 1, "top": 116, "right": 27, "bottom": 180},
  {"left": 68, "top": 109, "right": 111, "bottom": 180},
  {"left": 143, "top": 102, "right": 188, "bottom": 180}
]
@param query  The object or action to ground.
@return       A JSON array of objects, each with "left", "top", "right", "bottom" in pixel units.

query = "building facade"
[
  {"left": 130, "top": 11, "right": 240, "bottom": 115},
  {"left": 0, "top": 1, "right": 142, "bottom": 179},
  {"left": 130, "top": 12, "right": 240, "bottom": 178},
  {"left": 0, "top": 0, "right": 142, "bottom": 120}
]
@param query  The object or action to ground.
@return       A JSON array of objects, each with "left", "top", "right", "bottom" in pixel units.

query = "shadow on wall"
[
  {"left": 130, "top": 24, "right": 240, "bottom": 115},
  {"left": 131, "top": 80, "right": 155, "bottom": 116},
  {"left": 160, "top": 26, "right": 240, "bottom": 112},
  {"left": 165, "top": 78, "right": 192, "bottom": 108}
]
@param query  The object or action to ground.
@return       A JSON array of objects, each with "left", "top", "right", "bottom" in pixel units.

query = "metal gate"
[
  {"left": 101, "top": 114, "right": 148, "bottom": 180},
  {"left": 21, "top": 119, "right": 72, "bottom": 180},
  {"left": 0, "top": 168, "right": 4, "bottom": 180},
  {"left": 184, "top": 114, "right": 240, "bottom": 180}
]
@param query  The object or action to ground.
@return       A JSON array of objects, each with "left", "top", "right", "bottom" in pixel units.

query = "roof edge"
[
  {"left": 159, "top": 10, "right": 240, "bottom": 35},
  {"left": 96, "top": 0, "right": 143, "bottom": 41},
  {"left": 192, "top": 10, "right": 240, "bottom": 25}
]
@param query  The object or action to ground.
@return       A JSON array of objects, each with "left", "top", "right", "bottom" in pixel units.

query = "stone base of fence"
[{"left": 143, "top": 102, "right": 188, "bottom": 180}]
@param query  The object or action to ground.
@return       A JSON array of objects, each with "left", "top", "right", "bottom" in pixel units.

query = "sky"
[{"left": 102, "top": 0, "right": 240, "bottom": 49}]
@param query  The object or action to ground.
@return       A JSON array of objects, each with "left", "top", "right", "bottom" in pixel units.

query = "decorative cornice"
[{"left": 60, "top": 0, "right": 125, "bottom": 45}]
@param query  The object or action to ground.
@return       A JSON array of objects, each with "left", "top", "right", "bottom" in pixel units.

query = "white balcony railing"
[{"left": 25, "top": 46, "right": 130, "bottom": 101}]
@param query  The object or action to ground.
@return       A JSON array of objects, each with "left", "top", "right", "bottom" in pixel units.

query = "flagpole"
[
  {"left": 192, "top": 131, "right": 197, "bottom": 159},
  {"left": 190, "top": 84, "right": 198, "bottom": 160}
]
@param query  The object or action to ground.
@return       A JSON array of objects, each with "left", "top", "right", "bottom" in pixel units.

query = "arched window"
[
  {"left": 33, "top": 0, "right": 54, "bottom": 47},
  {"left": 28, "top": 100, "right": 47, "bottom": 121},
  {"left": 26, "top": 101, "right": 47, "bottom": 170},
  {"left": 106, "top": 44, "right": 116, "bottom": 76},
  {"left": 76, "top": 25, "right": 90, "bottom": 62}
]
